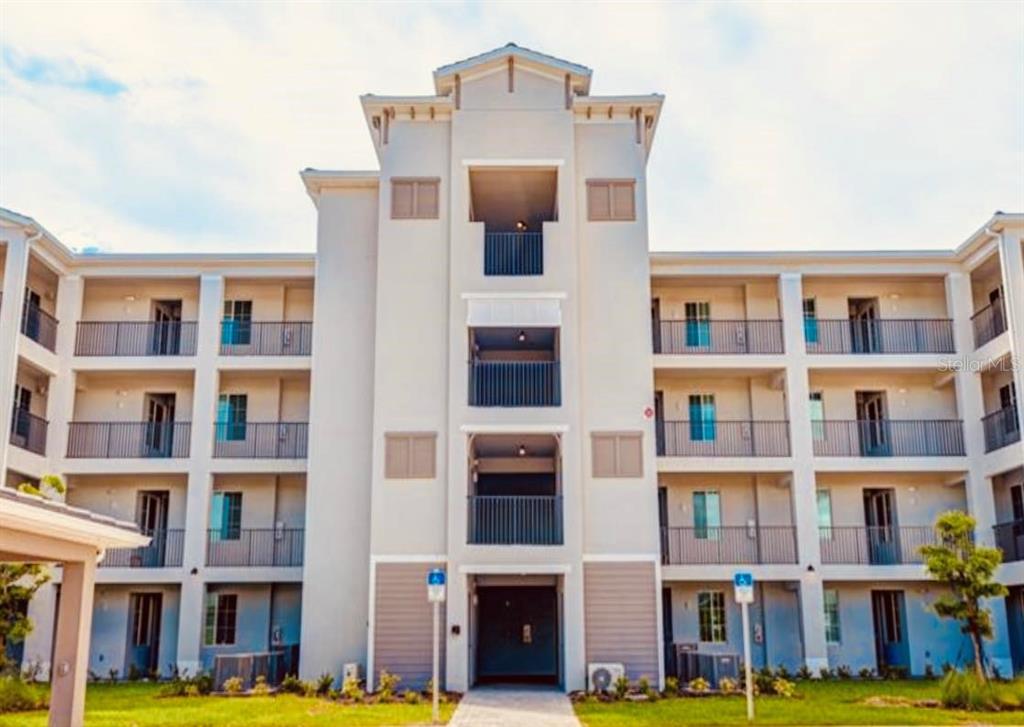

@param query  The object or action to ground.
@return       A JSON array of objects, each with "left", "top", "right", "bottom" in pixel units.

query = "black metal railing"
[
  {"left": 75, "top": 321, "right": 197, "bottom": 356},
  {"left": 653, "top": 320, "right": 784, "bottom": 354},
  {"left": 21, "top": 301, "right": 58, "bottom": 352},
  {"left": 658, "top": 420, "right": 790, "bottom": 457},
  {"left": 205, "top": 528, "right": 304, "bottom": 567},
  {"left": 484, "top": 232, "right": 543, "bottom": 276},
  {"left": 660, "top": 526, "right": 797, "bottom": 565},
  {"left": 819, "top": 526, "right": 940, "bottom": 565},
  {"left": 219, "top": 321, "right": 313, "bottom": 356},
  {"left": 994, "top": 520, "right": 1024, "bottom": 563},
  {"left": 9, "top": 408, "right": 47, "bottom": 455},
  {"left": 467, "top": 495, "right": 563, "bottom": 545},
  {"left": 972, "top": 302, "right": 1007, "bottom": 349},
  {"left": 811, "top": 420, "right": 964, "bottom": 457},
  {"left": 806, "top": 319, "right": 954, "bottom": 354},
  {"left": 982, "top": 406, "right": 1021, "bottom": 453},
  {"left": 468, "top": 361, "right": 560, "bottom": 407},
  {"left": 212, "top": 422, "right": 308, "bottom": 458},
  {"left": 66, "top": 421, "right": 191, "bottom": 458},
  {"left": 101, "top": 529, "right": 185, "bottom": 568}
]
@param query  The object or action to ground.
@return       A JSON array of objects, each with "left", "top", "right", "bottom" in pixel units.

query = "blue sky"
[{"left": 1, "top": 1, "right": 1021, "bottom": 253}]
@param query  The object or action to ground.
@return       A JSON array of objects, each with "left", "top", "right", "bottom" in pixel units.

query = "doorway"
[
  {"left": 126, "top": 593, "right": 162, "bottom": 677},
  {"left": 11, "top": 384, "right": 32, "bottom": 446},
  {"left": 871, "top": 590, "right": 909, "bottom": 672},
  {"left": 848, "top": 298, "right": 881, "bottom": 353},
  {"left": 144, "top": 393, "right": 176, "bottom": 458},
  {"left": 136, "top": 491, "right": 169, "bottom": 566},
  {"left": 22, "top": 288, "right": 42, "bottom": 340},
  {"left": 856, "top": 391, "right": 890, "bottom": 456},
  {"left": 475, "top": 586, "right": 559, "bottom": 685},
  {"left": 863, "top": 488, "right": 900, "bottom": 564},
  {"left": 151, "top": 300, "right": 183, "bottom": 355},
  {"left": 651, "top": 298, "right": 662, "bottom": 353},
  {"left": 654, "top": 391, "right": 665, "bottom": 456}
]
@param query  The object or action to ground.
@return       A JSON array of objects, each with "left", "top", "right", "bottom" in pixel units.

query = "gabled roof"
[{"left": 434, "top": 42, "right": 592, "bottom": 95}]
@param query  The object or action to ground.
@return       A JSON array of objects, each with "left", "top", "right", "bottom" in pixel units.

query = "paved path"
[{"left": 448, "top": 687, "right": 582, "bottom": 727}]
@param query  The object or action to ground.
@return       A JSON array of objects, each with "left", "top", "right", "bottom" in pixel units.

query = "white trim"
[
  {"left": 459, "top": 423, "right": 570, "bottom": 434},
  {"left": 462, "top": 159, "right": 564, "bottom": 168},
  {"left": 461, "top": 292, "right": 568, "bottom": 300},
  {"left": 370, "top": 554, "right": 448, "bottom": 563},
  {"left": 457, "top": 563, "right": 571, "bottom": 575},
  {"left": 366, "top": 558, "right": 376, "bottom": 692},
  {"left": 582, "top": 553, "right": 660, "bottom": 563}
]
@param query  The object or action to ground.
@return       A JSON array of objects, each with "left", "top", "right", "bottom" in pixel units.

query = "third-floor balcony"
[
  {"left": 994, "top": 520, "right": 1024, "bottom": 563},
  {"left": 653, "top": 319, "right": 784, "bottom": 355},
  {"left": 205, "top": 528, "right": 305, "bottom": 567},
  {"left": 75, "top": 321, "right": 198, "bottom": 356},
  {"left": 10, "top": 408, "right": 47, "bottom": 456},
  {"left": 468, "top": 360, "right": 560, "bottom": 407},
  {"left": 212, "top": 422, "right": 308, "bottom": 459},
  {"left": 819, "top": 526, "right": 940, "bottom": 565},
  {"left": 21, "top": 301, "right": 58, "bottom": 352},
  {"left": 812, "top": 419, "right": 965, "bottom": 457},
  {"left": 467, "top": 495, "right": 563, "bottom": 545},
  {"left": 660, "top": 525, "right": 797, "bottom": 565},
  {"left": 220, "top": 321, "right": 313, "bottom": 356},
  {"left": 657, "top": 420, "right": 790, "bottom": 457},
  {"left": 982, "top": 406, "right": 1021, "bottom": 453},
  {"left": 972, "top": 301, "right": 1007, "bottom": 350},
  {"left": 805, "top": 318, "right": 954, "bottom": 354},
  {"left": 484, "top": 232, "right": 543, "bottom": 276},
  {"left": 66, "top": 421, "right": 192, "bottom": 459}
]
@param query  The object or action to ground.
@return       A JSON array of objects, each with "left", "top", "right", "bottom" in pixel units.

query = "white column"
[
  {"left": 997, "top": 232, "right": 1024, "bottom": 438},
  {"left": 49, "top": 557, "right": 96, "bottom": 727},
  {"left": 0, "top": 231, "right": 30, "bottom": 478},
  {"left": 176, "top": 273, "right": 223, "bottom": 673},
  {"left": 48, "top": 275, "right": 83, "bottom": 478},
  {"left": 778, "top": 272, "right": 828, "bottom": 671}
]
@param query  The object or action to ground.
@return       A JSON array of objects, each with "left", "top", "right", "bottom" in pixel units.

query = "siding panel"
[
  {"left": 374, "top": 562, "right": 446, "bottom": 689},
  {"left": 584, "top": 561, "right": 659, "bottom": 681}
]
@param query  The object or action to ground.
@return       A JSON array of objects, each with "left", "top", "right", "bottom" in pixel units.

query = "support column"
[
  {"left": 176, "top": 274, "right": 223, "bottom": 673},
  {"left": 779, "top": 272, "right": 828, "bottom": 671},
  {"left": 0, "top": 230, "right": 30, "bottom": 478},
  {"left": 49, "top": 557, "right": 96, "bottom": 727},
  {"left": 996, "top": 232, "right": 1024, "bottom": 439},
  {"left": 48, "top": 275, "right": 83, "bottom": 479}
]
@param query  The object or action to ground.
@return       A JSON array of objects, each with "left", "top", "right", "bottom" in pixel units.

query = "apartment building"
[{"left": 2, "top": 44, "right": 1023, "bottom": 691}]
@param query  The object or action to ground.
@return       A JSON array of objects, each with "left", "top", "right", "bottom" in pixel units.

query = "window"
[
  {"left": 216, "top": 394, "right": 247, "bottom": 442},
  {"left": 1000, "top": 383, "right": 1019, "bottom": 434},
  {"left": 391, "top": 179, "right": 440, "bottom": 219},
  {"left": 809, "top": 392, "right": 825, "bottom": 441},
  {"left": 222, "top": 300, "right": 253, "bottom": 346},
  {"left": 210, "top": 492, "right": 242, "bottom": 541},
  {"left": 689, "top": 395, "right": 716, "bottom": 442},
  {"left": 586, "top": 179, "right": 636, "bottom": 221},
  {"left": 384, "top": 432, "right": 437, "bottom": 479},
  {"left": 591, "top": 432, "right": 644, "bottom": 478},
  {"left": 697, "top": 591, "right": 726, "bottom": 643},
  {"left": 684, "top": 302, "right": 711, "bottom": 348},
  {"left": 204, "top": 593, "right": 237, "bottom": 646},
  {"left": 1011, "top": 484, "right": 1023, "bottom": 522},
  {"left": 817, "top": 490, "right": 833, "bottom": 534},
  {"left": 823, "top": 589, "right": 841, "bottom": 644},
  {"left": 803, "top": 298, "right": 819, "bottom": 344},
  {"left": 693, "top": 491, "right": 721, "bottom": 540}
]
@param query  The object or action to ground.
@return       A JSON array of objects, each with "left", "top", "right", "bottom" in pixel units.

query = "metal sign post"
[
  {"left": 427, "top": 568, "right": 446, "bottom": 725},
  {"left": 734, "top": 572, "right": 755, "bottom": 722}
]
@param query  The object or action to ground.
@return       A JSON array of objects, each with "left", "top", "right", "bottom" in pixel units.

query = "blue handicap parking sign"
[
  {"left": 427, "top": 568, "right": 446, "bottom": 586},
  {"left": 734, "top": 572, "right": 753, "bottom": 588}
]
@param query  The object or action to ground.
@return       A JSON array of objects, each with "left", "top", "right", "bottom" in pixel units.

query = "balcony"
[
  {"left": 484, "top": 232, "right": 543, "bottom": 276},
  {"left": 66, "top": 422, "right": 191, "bottom": 458},
  {"left": 653, "top": 320, "right": 784, "bottom": 355},
  {"left": 660, "top": 526, "right": 797, "bottom": 565},
  {"left": 657, "top": 420, "right": 790, "bottom": 457},
  {"left": 219, "top": 321, "right": 313, "bottom": 356},
  {"left": 806, "top": 319, "right": 954, "bottom": 354},
  {"left": 467, "top": 495, "right": 563, "bottom": 545},
  {"left": 75, "top": 321, "right": 198, "bottom": 356},
  {"left": 982, "top": 406, "right": 1021, "bottom": 453},
  {"left": 10, "top": 409, "right": 47, "bottom": 455},
  {"left": 972, "top": 302, "right": 1007, "bottom": 349},
  {"left": 101, "top": 530, "right": 185, "bottom": 568},
  {"left": 819, "top": 526, "right": 940, "bottom": 565},
  {"left": 205, "top": 528, "right": 304, "bottom": 567},
  {"left": 812, "top": 420, "right": 965, "bottom": 457},
  {"left": 21, "top": 301, "right": 58, "bottom": 352},
  {"left": 468, "top": 361, "right": 560, "bottom": 407},
  {"left": 994, "top": 520, "right": 1024, "bottom": 563},
  {"left": 212, "top": 422, "right": 308, "bottom": 459}
]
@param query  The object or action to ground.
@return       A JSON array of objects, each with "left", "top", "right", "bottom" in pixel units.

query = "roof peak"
[{"left": 433, "top": 43, "right": 592, "bottom": 94}]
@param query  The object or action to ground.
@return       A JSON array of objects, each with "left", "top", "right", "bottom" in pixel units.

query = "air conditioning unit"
[
  {"left": 342, "top": 662, "right": 361, "bottom": 683},
  {"left": 587, "top": 662, "right": 625, "bottom": 693}
]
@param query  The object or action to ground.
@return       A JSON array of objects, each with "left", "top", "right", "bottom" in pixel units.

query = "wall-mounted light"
[
  {"left": 517, "top": 444, "right": 527, "bottom": 457},
  {"left": 515, "top": 220, "right": 528, "bottom": 232},
  {"left": 517, "top": 330, "right": 527, "bottom": 344}
]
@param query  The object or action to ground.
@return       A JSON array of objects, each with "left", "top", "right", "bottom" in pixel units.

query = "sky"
[{"left": 1, "top": 1, "right": 1022, "bottom": 254}]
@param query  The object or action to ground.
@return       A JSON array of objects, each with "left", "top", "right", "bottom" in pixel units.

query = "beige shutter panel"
[
  {"left": 391, "top": 181, "right": 414, "bottom": 219},
  {"left": 410, "top": 433, "right": 436, "bottom": 478},
  {"left": 415, "top": 181, "right": 439, "bottom": 219},
  {"left": 616, "top": 432, "right": 643, "bottom": 476},
  {"left": 591, "top": 433, "right": 618, "bottom": 477},
  {"left": 611, "top": 182, "right": 636, "bottom": 220},
  {"left": 587, "top": 182, "right": 611, "bottom": 221},
  {"left": 384, "top": 434, "right": 410, "bottom": 478}
]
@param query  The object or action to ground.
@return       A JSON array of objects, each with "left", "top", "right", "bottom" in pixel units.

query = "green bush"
[
  {"left": 613, "top": 674, "right": 629, "bottom": 699},
  {"left": 278, "top": 674, "right": 305, "bottom": 695},
  {"left": 663, "top": 676, "right": 679, "bottom": 695},
  {"left": 340, "top": 675, "right": 364, "bottom": 701},
  {"left": 315, "top": 672, "right": 334, "bottom": 696},
  {"left": 796, "top": 664, "right": 812, "bottom": 680},
  {"left": 772, "top": 677, "right": 796, "bottom": 698},
  {"left": 0, "top": 676, "right": 45, "bottom": 713},
  {"left": 718, "top": 677, "right": 738, "bottom": 694},
  {"left": 402, "top": 689, "right": 421, "bottom": 704},
  {"left": 835, "top": 664, "right": 853, "bottom": 679},
  {"left": 941, "top": 670, "right": 997, "bottom": 711},
  {"left": 376, "top": 669, "right": 401, "bottom": 700},
  {"left": 222, "top": 676, "right": 244, "bottom": 694},
  {"left": 688, "top": 676, "right": 709, "bottom": 693},
  {"left": 250, "top": 675, "right": 271, "bottom": 696},
  {"left": 158, "top": 670, "right": 212, "bottom": 698}
]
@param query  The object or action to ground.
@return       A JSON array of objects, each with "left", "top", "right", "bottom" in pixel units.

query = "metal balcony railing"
[
  {"left": 660, "top": 526, "right": 797, "bottom": 565},
  {"left": 219, "top": 321, "right": 313, "bottom": 356},
  {"left": 653, "top": 320, "right": 784, "bottom": 355},
  {"left": 205, "top": 528, "right": 304, "bottom": 567},
  {"left": 212, "top": 422, "right": 308, "bottom": 459},
  {"left": 484, "top": 232, "right": 543, "bottom": 276},
  {"left": 819, "top": 526, "right": 940, "bottom": 565},
  {"left": 806, "top": 319, "right": 954, "bottom": 354},
  {"left": 994, "top": 520, "right": 1024, "bottom": 563},
  {"left": 811, "top": 420, "right": 965, "bottom": 457},
  {"left": 10, "top": 408, "right": 47, "bottom": 455},
  {"left": 75, "top": 321, "right": 197, "bottom": 356},
  {"left": 468, "top": 361, "right": 561, "bottom": 407},
  {"left": 21, "top": 301, "right": 58, "bottom": 352},
  {"left": 982, "top": 406, "right": 1020, "bottom": 453},
  {"left": 657, "top": 420, "right": 790, "bottom": 457},
  {"left": 66, "top": 422, "right": 191, "bottom": 458},
  {"left": 467, "top": 495, "right": 563, "bottom": 545},
  {"left": 101, "top": 529, "right": 185, "bottom": 568},
  {"left": 972, "top": 302, "right": 1007, "bottom": 349}
]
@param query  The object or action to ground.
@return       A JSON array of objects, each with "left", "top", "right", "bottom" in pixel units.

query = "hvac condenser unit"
[{"left": 587, "top": 662, "right": 625, "bottom": 693}]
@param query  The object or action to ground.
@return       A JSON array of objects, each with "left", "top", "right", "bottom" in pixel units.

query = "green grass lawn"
[
  {"left": 0, "top": 682, "right": 457, "bottom": 726},
  {"left": 574, "top": 679, "right": 1024, "bottom": 726}
]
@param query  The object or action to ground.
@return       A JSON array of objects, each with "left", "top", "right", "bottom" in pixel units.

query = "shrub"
[
  {"left": 613, "top": 674, "right": 629, "bottom": 700},
  {"left": 377, "top": 669, "right": 400, "bottom": 701},
  {"left": 754, "top": 667, "right": 775, "bottom": 695},
  {"left": 193, "top": 671, "right": 213, "bottom": 695},
  {"left": 341, "top": 675, "right": 364, "bottom": 701},
  {"left": 403, "top": 689, "right": 421, "bottom": 704},
  {"left": 688, "top": 676, "right": 709, "bottom": 693},
  {"left": 316, "top": 672, "right": 334, "bottom": 696},
  {"left": 663, "top": 676, "right": 679, "bottom": 695},
  {"left": 772, "top": 677, "right": 796, "bottom": 698},
  {"left": 0, "top": 676, "right": 45, "bottom": 713},
  {"left": 250, "top": 675, "right": 271, "bottom": 696},
  {"left": 222, "top": 676, "right": 244, "bottom": 694},
  {"left": 881, "top": 665, "right": 908, "bottom": 681},
  {"left": 718, "top": 677, "right": 738, "bottom": 694},
  {"left": 796, "top": 664, "right": 812, "bottom": 680},
  {"left": 278, "top": 674, "right": 305, "bottom": 695},
  {"left": 836, "top": 664, "right": 853, "bottom": 680},
  {"left": 924, "top": 664, "right": 936, "bottom": 680},
  {"left": 775, "top": 664, "right": 791, "bottom": 680},
  {"left": 818, "top": 667, "right": 834, "bottom": 681},
  {"left": 858, "top": 667, "right": 875, "bottom": 680},
  {"left": 126, "top": 664, "right": 143, "bottom": 682},
  {"left": 941, "top": 670, "right": 997, "bottom": 711},
  {"left": 107, "top": 668, "right": 119, "bottom": 683}
]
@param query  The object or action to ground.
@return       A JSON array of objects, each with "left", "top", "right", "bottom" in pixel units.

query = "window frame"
[
  {"left": 692, "top": 490, "right": 721, "bottom": 541},
  {"left": 697, "top": 590, "right": 727, "bottom": 643},
  {"left": 204, "top": 592, "right": 238, "bottom": 646},
  {"left": 216, "top": 394, "right": 248, "bottom": 442},
  {"left": 586, "top": 179, "right": 636, "bottom": 221},
  {"left": 823, "top": 589, "right": 841, "bottom": 644},
  {"left": 222, "top": 300, "right": 253, "bottom": 346},
  {"left": 803, "top": 298, "right": 819, "bottom": 344},
  {"left": 809, "top": 391, "right": 825, "bottom": 441},
  {"left": 688, "top": 394, "right": 716, "bottom": 442},
  {"left": 211, "top": 491, "right": 242, "bottom": 541},
  {"left": 684, "top": 302, "right": 712, "bottom": 348},
  {"left": 391, "top": 178, "right": 440, "bottom": 220}
]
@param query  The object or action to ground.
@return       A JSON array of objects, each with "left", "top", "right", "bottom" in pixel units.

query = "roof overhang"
[
  {"left": 300, "top": 168, "right": 380, "bottom": 207},
  {"left": 574, "top": 94, "right": 665, "bottom": 159},
  {"left": 433, "top": 43, "right": 591, "bottom": 97}
]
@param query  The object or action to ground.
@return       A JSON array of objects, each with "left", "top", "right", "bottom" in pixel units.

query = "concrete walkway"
[{"left": 448, "top": 687, "right": 582, "bottom": 727}]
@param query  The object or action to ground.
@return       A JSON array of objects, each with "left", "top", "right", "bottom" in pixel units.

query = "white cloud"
[{"left": 0, "top": 1, "right": 1020, "bottom": 253}]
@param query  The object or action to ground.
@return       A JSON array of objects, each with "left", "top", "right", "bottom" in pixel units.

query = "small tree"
[
  {"left": 0, "top": 475, "right": 66, "bottom": 673},
  {"left": 919, "top": 510, "right": 1007, "bottom": 680}
]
